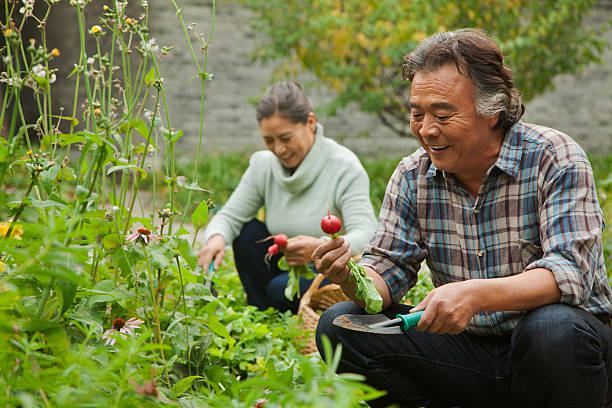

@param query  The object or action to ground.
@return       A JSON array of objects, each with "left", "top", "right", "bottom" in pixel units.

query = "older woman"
[{"left": 197, "top": 82, "right": 376, "bottom": 313}]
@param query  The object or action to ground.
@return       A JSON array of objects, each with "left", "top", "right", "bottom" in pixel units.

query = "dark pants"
[
  {"left": 233, "top": 219, "right": 330, "bottom": 313},
  {"left": 316, "top": 301, "right": 612, "bottom": 408}
]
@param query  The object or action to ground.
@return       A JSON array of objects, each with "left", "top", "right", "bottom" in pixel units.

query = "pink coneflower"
[
  {"left": 102, "top": 317, "right": 144, "bottom": 345},
  {"left": 125, "top": 228, "right": 160, "bottom": 245}
]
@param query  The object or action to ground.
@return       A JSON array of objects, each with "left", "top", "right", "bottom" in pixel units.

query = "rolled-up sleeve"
[
  {"left": 525, "top": 161, "right": 605, "bottom": 306},
  {"left": 361, "top": 161, "right": 427, "bottom": 304}
]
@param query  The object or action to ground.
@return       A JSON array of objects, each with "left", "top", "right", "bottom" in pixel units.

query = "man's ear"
[{"left": 488, "top": 114, "right": 500, "bottom": 129}]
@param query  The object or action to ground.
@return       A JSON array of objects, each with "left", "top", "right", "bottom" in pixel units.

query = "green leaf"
[
  {"left": 23, "top": 319, "right": 62, "bottom": 332},
  {"left": 145, "top": 67, "right": 156, "bottom": 86},
  {"left": 348, "top": 260, "right": 382, "bottom": 314},
  {"left": 149, "top": 245, "right": 172, "bottom": 269},
  {"left": 277, "top": 256, "right": 289, "bottom": 271},
  {"left": 56, "top": 279, "right": 77, "bottom": 314},
  {"left": 57, "top": 133, "right": 87, "bottom": 146},
  {"left": 75, "top": 185, "right": 90, "bottom": 200},
  {"left": 190, "top": 201, "right": 209, "bottom": 229},
  {"left": 102, "top": 234, "right": 121, "bottom": 249},
  {"left": 177, "top": 238, "right": 197, "bottom": 269},
  {"left": 106, "top": 163, "right": 146, "bottom": 177},
  {"left": 30, "top": 198, "right": 66, "bottom": 209},
  {"left": 172, "top": 375, "right": 204, "bottom": 395},
  {"left": 204, "top": 315, "right": 235, "bottom": 346}
]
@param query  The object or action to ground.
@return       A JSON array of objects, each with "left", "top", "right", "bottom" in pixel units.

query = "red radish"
[
  {"left": 267, "top": 243, "right": 280, "bottom": 256},
  {"left": 274, "top": 234, "right": 288, "bottom": 247},
  {"left": 321, "top": 212, "right": 341, "bottom": 235}
]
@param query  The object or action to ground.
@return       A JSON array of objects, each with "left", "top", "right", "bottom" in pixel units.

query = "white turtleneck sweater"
[{"left": 202, "top": 124, "right": 377, "bottom": 255}]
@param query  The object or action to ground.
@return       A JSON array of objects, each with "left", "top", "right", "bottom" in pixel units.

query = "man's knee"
[{"left": 512, "top": 304, "right": 603, "bottom": 367}]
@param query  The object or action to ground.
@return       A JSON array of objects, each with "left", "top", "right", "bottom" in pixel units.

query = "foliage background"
[{"left": 240, "top": 0, "right": 611, "bottom": 137}]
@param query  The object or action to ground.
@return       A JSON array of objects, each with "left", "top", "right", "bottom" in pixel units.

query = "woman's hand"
[
  {"left": 284, "top": 235, "right": 326, "bottom": 266},
  {"left": 197, "top": 234, "right": 226, "bottom": 271}
]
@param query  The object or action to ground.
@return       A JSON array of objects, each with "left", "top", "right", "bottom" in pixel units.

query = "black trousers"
[{"left": 232, "top": 219, "right": 330, "bottom": 313}]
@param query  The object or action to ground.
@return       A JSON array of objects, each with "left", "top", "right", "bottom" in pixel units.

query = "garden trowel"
[{"left": 333, "top": 311, "right": 424, "bottom": 334}]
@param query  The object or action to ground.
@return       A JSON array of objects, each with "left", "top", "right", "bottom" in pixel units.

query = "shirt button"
[{"left": 477, "top": 249, "right": 484, "bottom": 257}]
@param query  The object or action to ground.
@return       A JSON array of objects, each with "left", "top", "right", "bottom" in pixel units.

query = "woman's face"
[{"left": 259, "top": 112, "right": 316, "bottom": 170}]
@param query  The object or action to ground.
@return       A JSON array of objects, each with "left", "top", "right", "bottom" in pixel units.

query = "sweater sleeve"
[
  {"left": 333, "top": 155, "right": 378, "bottom": 255},
  {"left": 202, "top": 153, "right": 265, "bottom": 245}
]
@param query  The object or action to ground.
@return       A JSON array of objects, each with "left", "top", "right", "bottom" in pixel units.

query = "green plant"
[{"left": 0, "top": 1, "right": 385, "bottom": 406}]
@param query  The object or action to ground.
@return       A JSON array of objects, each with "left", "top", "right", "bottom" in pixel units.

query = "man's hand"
[
  {"left": 410, "top": 280, "right": 479, "bottom": 334},
  {"left": 285, "top": 235, "right": 326, "bottom": 266},
  {"left": 311, "top": 237, "right": 353, "bottom": 284},
  {"left": 197, "top": 234, "right": 226, "bottom": 271}
]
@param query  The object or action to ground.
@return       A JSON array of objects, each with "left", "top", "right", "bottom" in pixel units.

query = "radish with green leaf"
[
  {"left": 261, "top": 233, "right": 315, "bottom": 300},
  {"left": 321, "top": 211, "right": 383, "bottom": 314}
]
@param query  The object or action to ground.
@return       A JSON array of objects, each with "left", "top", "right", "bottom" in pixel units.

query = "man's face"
[{"left": 409, "top": 63, "right": 500, "bottom": 178}]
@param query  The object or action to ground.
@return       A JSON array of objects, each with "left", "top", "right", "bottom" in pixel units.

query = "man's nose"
[{"left": 419, "top": 114, "right": 439, "bottom": 137}]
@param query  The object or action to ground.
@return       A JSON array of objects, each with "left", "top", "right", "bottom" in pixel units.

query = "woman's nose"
[{"left": 275, "top": 143, "right": 286, "bottom": 156}]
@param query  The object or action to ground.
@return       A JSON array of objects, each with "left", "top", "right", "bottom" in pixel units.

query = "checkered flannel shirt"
[{"left": 361, "top": 121, "right": 612, "bottom": 335}]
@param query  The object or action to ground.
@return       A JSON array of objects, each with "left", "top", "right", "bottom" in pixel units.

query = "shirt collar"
[
  {"left": 492, "top": 122, "right": 523, "bottom": 179},
  {"left": 424, "top": 122, "right": 524, "bottom": 180}
]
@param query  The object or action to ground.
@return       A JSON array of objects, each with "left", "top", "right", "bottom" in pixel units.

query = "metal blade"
[{"left": 333, "top": 314, "right": 403, "bottom": 334}]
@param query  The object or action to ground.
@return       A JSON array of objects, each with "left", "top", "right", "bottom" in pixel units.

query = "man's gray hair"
[{"left": 403, "top": 29, "right": 524, "bottom": 130}]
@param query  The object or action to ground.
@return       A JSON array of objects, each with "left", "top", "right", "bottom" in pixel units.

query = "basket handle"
[
  {"left": 305, "top": 273, "right": 326, "bottom": 295},
  {"left": 299, "top": 273, "right": 326, "bottom": 310}
]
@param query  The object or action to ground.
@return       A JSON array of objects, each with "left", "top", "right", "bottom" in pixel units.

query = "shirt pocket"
[{"left": 518, "top": 239, "right": 543, "bottom": 269}]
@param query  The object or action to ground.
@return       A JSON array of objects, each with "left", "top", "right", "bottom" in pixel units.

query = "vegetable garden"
[{"left": 1, "top": 1, "right": 612, "bottom": 407}]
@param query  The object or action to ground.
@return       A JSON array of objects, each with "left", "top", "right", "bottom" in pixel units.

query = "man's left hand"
[{"left": 410, "top": 280, "right": 479, "bottom": 334}]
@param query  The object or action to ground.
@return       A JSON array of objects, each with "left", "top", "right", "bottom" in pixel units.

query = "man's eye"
[
  {"left": 411, "top": 113, "right": 423, "bottom": 120},
  {"left": 436, "top": 115, "right": 450, "bottom": 121}
]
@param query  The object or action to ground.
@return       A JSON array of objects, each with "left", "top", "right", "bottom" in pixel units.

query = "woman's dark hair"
[
  {"left": 402, "top": 28, "right": 524, "bottom": 130},
  {"left": 255, "top": 81, "right": 314, "bottom": 124}
]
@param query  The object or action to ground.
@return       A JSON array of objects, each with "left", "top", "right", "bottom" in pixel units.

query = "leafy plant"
[{"left": 241, "top": 0, "right": 611, "bottom": 137}]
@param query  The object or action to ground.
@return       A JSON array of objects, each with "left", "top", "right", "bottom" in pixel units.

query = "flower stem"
[
  {"left": 142, "top": 245, "right": 170, "bottom": 386},
  {"left": 3, "top": 176, "right": 35, "bottom": 239}
]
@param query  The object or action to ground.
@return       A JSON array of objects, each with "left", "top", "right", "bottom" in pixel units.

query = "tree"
[{"left": 241, "top": 0, "right": 610, "bottom": 137}]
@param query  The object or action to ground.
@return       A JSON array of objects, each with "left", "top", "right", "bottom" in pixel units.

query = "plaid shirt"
[{"left": 361, "top": 121, "right": 612, "bottom": 335}]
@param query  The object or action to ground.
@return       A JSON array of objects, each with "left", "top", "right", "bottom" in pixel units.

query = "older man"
[{"left": 312, "top": 29, "right": 612, "bottom": 408}]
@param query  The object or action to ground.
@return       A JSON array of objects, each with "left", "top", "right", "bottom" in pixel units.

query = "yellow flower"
[
  {"left": 125, "top": 17, "right": 132, "bottom": 25},
  {"left": 51, "top": 48, "right": 60, "bottom": 57},
  {"left": 103, "top": 5, "right": 109, "bottom": 11},
  {"left": 4, "top": 29, "right": 13, "bottom": 36},
  {"left": 91, "top": 25, "right": 102, "bottom": 33},
  {"left": 0, "top": 222, "right": 23, "bottom": 240},
  {"left": 0, "top": 260, "right": 5, "bottom": 273},
  {"left": 93, "top": 108, "right": 102, "bottom": 116},
  {"left": 26, "top": 149, "right": 32, "bottom": 155}
]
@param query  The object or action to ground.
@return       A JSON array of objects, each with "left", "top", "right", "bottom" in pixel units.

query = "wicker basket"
[{"left": 297, "top": 273, "right": 350, "bottom": 354}]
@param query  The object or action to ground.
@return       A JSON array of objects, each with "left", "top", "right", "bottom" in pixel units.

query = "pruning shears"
[{"left": 333, "top": 311, "right": 424, "bottom": 334}]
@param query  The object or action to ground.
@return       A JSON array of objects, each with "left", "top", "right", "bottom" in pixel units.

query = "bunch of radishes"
[
  {"left": 264, "top": 233, "right": 288, "bottom": 266},
  {"left": 261, "top": 233, "right": 314, "bottom": 300}
]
